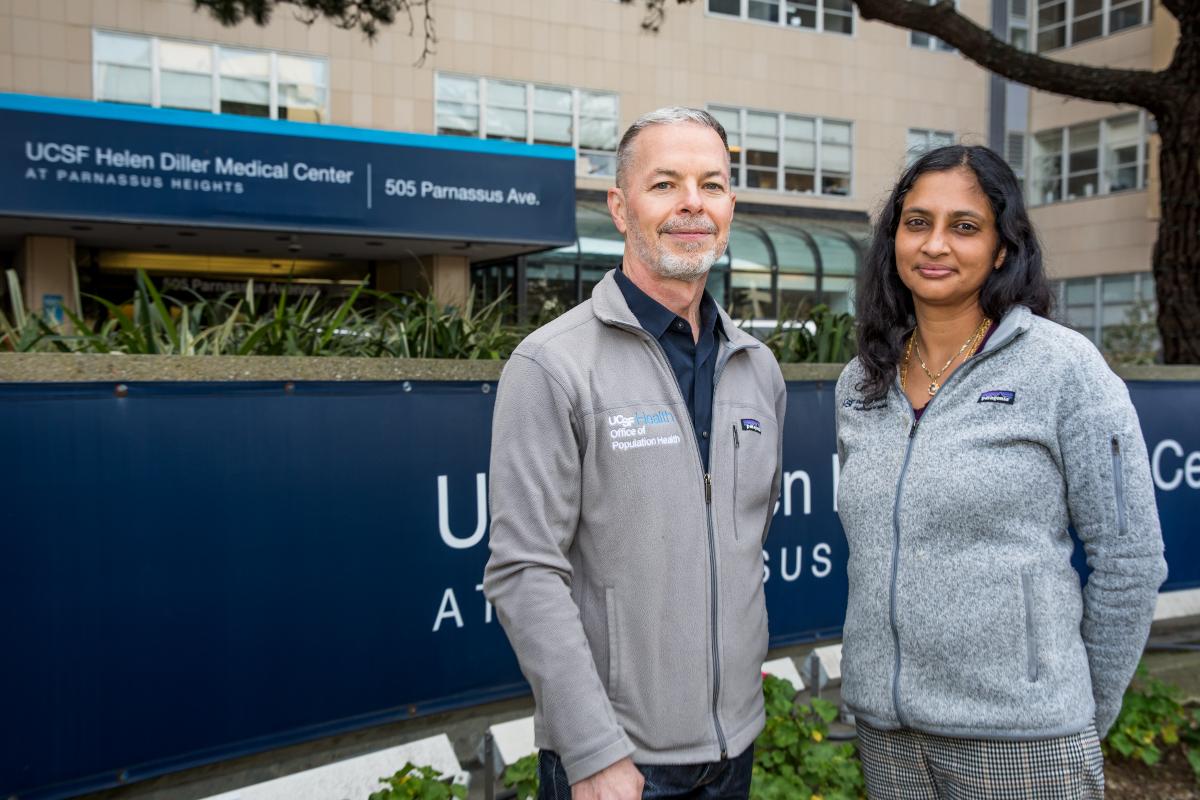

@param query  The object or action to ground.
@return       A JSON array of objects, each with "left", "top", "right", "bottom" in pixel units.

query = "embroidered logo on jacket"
[
  {"left": 978, "top": 390, "right": 1016, "bottom": 405},
  {"left": 607, "top": 409, "right": 681, "bottom": 452},
  {"left": 741, "top": 418, "right": 762, "bottom": 434},
  {"left": 842, "top": 398, "right": 888, "bottom": 411}
]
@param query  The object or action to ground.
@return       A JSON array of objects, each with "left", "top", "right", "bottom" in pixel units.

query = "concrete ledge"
[
  {"left": 0, "top": 354, "right": 854, "bottom": 383},
  {"left": 4, "top": 354, "right": 1196, "bottom": 384}
]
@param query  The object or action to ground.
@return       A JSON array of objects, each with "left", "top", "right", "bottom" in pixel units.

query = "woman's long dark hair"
[{"left": 855, "top": 145, "right": 1053, "bottom": 400}]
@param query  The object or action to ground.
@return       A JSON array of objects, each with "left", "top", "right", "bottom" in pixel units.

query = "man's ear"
[{"left": 608, "top": 187, "right": 628, "bottom": 235}]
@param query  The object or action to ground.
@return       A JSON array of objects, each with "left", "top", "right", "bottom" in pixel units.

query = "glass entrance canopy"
[{"left": 473, "top": 201, "right": 869, "bottom": 324}]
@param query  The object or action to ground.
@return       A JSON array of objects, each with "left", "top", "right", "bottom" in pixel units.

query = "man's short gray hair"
[{"left": 615, "top": 107, "right": 729, "bottom": 189}]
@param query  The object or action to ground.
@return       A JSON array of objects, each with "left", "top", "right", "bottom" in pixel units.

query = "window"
[
  {"left": 1035, "top": 0, "right": 1147, "bottom": 51},
  {"left": 1030, "top": 112, "right": 1147, "bottom": 205},
  {"left": 1054, "top": 272, "right": 1158, "bottom": 357},
  {"left": 93, "top": 31, "right": 328, "bottom": 122},
  {"left": 707, "top": 0, "right": 854, "bottom": 36},
  {"left": 436, "top": 74, "right": 619, "bottom": 177},
  {"left": 1009, "top": 0, "right": 1031, "bottom": 49},
  {"left": 910, "top": 0, "right": 956, "bottom": 51},
  {"left": 1005, "top": 131, "right": 1027, "bottom": 190},
  {"left": 712, "top": 106, "right": 853, "bottom": 197},
  {"left": 906, "top": 129, "right": 955, "bottom": 165}
]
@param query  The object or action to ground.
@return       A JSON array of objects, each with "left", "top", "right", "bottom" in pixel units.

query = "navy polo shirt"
[{"left": 615, "top": 267, "right": 723, "bottom": 472}]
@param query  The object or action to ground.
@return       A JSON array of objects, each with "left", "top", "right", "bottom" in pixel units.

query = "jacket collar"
[
  {"left": 980, "top": 304, "right": 1033, "bottom": 354},
  {"left": 591, "top": 268, "right": 760, "bottom": 352}
]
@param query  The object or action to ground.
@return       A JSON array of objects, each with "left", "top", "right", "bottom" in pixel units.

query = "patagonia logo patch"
[
  {"left": 978, "top": 390, "right": 1016, "bottom": 405},
  {"left": 740, "top": 418, "right": 762, "bottom": 434},
  {"left": 843, "top": 398, "right": 888, "bottom": 411}
]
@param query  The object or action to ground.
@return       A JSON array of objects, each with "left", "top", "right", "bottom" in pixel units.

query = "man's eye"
[
  {"left": 653, "top": 181, "right": 672, "bottom": 190},
  {"left": 704, "top": 182, "right": 725, "bottom": 191}
]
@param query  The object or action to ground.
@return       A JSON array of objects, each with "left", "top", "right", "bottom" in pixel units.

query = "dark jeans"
[{"left": 537, "top": 745, "right": 754, "bottom": 800}]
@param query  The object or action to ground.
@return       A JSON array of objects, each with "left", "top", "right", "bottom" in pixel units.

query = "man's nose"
[{"left": 678, "top": 181, "right": 704, "bottom": 213}]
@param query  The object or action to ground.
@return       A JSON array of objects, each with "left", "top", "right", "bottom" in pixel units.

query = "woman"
[{"left": 834, "top": 145, "right": 1167, "bottom": 799}]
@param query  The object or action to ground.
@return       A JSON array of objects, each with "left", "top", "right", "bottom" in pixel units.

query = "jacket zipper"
[
  {"left": 731, "top": 424, "right": 741, "bottom": 542},
  {"left": 1111, "top": 436, "right": 1127, "bottom": 535},
  {"left": 887, "top": 333, "right": 1016, "bottom": 727},
  {"left": 617, "top": 325, "right": 752, "bottom": 761}
]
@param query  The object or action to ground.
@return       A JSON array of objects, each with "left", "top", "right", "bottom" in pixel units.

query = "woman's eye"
[
  {"left": 955, "top": 222, "right": 979, "bottom": 233},
  {"left": 905, "top": 218, "right": 927, "bottom": 228}
]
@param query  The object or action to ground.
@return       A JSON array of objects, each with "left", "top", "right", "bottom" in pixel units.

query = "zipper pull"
[
  {"left": 909, "top": 421, "right": 919, "bottom": 439},
  {"left": 704, "top": 473, "right": 712, "bottom": 504},
  {"left": 732, "top": 423, "right": 740, "bottom": 448}
]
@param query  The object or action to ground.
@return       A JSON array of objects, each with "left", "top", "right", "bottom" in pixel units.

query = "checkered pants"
[{"left": 856, "top": 720, "right": 1105, "bottom": 799}]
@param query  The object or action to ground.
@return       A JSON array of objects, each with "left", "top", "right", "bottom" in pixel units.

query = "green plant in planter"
[
  {"left": 368, "top": 763, "right": 466, "bottom": 800},
  {"left": 761, "top": 304, "right": 857, "bottom": 365},
  {"left": 1104, "top": 662, "right": 1200, "bottom": 783},
  {"left": 751, "top": 674, "right": 865, "bottom": 800},
  {"left": 501, "top": 752, "right": 540, "bottom": 800}
]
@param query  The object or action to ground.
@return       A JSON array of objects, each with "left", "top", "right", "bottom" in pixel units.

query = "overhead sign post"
[{"left": 0, "top": 93, "right": 577, "bottom": 246}]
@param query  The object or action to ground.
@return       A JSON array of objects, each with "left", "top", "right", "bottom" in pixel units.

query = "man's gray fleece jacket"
[
  {"left": 835, "top": 305, "right": 1167, "bottom": 741},
  {"left": 483, "top": 270, "right": 786, "bottom": 784}
]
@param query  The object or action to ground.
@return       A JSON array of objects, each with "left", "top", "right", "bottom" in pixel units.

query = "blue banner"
[
  {"left": 1, "top": 378, "right": 1196, "bottom": 799},
  {"left": 0, "top": 93, "right": 576, "bottom": 246}
]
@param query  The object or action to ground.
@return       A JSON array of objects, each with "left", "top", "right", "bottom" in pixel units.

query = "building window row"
[
  {"left": 1030, "top": 111, "right": 1147, "bottom": 206},
  {"left": 909, "top": 0, "right": 957, "bottom": 51},
  {"left": 710, "top": 106, "right": 853, "bottom": 197},
  {"left": 435, "top": 74, "right": 619, "bottom": 177},
  {"left": 1035, "top": 0, "right": 1148, "bottom": 51},
  {"left": 905, "top": 128, "right": 955, "bottom": 165},
  {"left": 93, "top": 30, "right": 327, "bottom": 122},
  {"left": 707, "top": 0, "right": 854, "bottom": 36},
  {"left": 1054, "top": 271, "right": 1157, "bottom": 356}
]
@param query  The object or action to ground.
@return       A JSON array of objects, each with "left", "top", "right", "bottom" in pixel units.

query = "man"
[{"left": 483, "top": 108, "right": 786, "bottom": 800}]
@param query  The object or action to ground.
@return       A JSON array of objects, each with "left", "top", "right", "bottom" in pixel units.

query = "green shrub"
[
  {"left": 368, "top": 763, "right": 466, "bottom": 800},
  {"left": 751, "top": 674, "right": 865, "bottom": 800},
  {"left": 501, "top": 752, "right": 539, "bottom": 800},
  {"left": 1104, "top": 662, "right": 1200, "bottom": 782},
  {"left": 761, "top": 305, "right": 857, "bottom": 364},
  {"left": 3, "top": 269, "right": 521, "bottom": 360}
]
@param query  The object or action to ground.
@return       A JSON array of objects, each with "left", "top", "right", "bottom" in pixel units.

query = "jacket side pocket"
[
  {"left": 605, "top": 586, "right": 620, "bottom": 702},
  {"left": 1111, "top": 435, "right": 1127, "bottom": 536},
  {"left": 1021, "top": 571, "right": 1039, "bottom": 683},
  {"left": 731, "top": 423, "right": 741, "bottom": 542}
]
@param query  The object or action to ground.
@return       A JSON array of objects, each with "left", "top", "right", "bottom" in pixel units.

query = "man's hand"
[{"left": 571, "top": 757, "right": 644, "bottom": 800}]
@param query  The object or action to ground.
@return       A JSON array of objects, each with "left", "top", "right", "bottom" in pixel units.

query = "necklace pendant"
[{"left": 928, "top": 382, "right": 939, "bottom": 396}]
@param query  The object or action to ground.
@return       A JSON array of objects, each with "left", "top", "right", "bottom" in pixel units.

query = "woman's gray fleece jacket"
[
  {"left": 483, "top": 271, "right": 786, "bottom": 784},
  {"left": 835, "top": 305, "right": 1167, "bottom": 741}
]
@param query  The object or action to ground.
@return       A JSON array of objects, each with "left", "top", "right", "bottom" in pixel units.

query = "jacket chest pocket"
[{"left": 729, "top": 414, "right": 777, "bottom": 542}]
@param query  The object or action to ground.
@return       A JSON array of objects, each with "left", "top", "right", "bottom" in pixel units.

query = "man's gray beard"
[{"left": 626, "top": 220, "right": 727, "bottom": 282}]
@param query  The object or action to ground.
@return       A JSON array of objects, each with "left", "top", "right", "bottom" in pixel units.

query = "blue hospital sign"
[{"left": 0, "top": 93, "right": 576, "bottom": 246}]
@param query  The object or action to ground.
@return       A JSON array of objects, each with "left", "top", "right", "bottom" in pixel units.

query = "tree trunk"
[{"left": 1153, "top": 113, "right": 1200, "bottom": 363}]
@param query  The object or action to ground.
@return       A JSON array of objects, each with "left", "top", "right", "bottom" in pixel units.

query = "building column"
[
  {"left": 375, "top": 254, "right": 471, "bottom": 309},
  {"left": 13, "top": 236, "right": 77, "bottom": 325}
]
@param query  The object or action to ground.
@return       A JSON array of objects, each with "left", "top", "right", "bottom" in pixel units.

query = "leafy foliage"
[
  {"left": 751, "top": 674, "right": 866, "bottom": 800},
  {"left": 3, "top": 269, "right": 521, "bottom": 359},
  {"left": 368, "top": 763, "right": 466, "bottom": 800},
  {"left": 501, "top": 752, "right": 540, "bottom": 800},
  {"left": 1104, "top": 662, "right": 1200, "bottom": 784},
  {"left": 1103, "top": 298, "right": 1161, "bottom": 366},
  {"left": 761, "top": 305, "right": 858, "bottom": 364}
]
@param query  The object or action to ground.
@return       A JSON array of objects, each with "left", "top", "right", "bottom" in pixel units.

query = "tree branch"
[
  {"left": 853, "top": 0, "right": 1168, "bottom": 111},
  {"left": 193, "top": 0, "right": 437, "bottom": 62}
]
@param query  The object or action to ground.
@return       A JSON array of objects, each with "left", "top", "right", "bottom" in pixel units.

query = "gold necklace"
[{"left": 903, "top": 317, "right": 992, "bottom": 397}]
